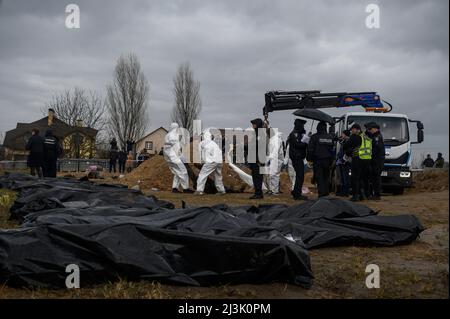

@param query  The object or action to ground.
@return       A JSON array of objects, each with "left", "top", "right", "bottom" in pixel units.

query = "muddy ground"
[{"left": 0, "top": 175, "right": 448, "bottom": 299}]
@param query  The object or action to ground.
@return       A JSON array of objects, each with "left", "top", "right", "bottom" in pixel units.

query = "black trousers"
[
  {"left": 249, "top": 163, "right": 263, "bottom": 196},
  {"left": 351, "top": 158, "right": 370, "bottom": 198},
  {"left": 43, "top": 160, "right": 57, "bottom": 178},
  {"left": 291, "top": 158, "right": 305, "bottom": 198},
  {"left": 118, "top": 161, "right": 126, "bottom": 174},
  {"left": 313, "top": 158, "right": 332, "bottom": 197},
  {"left": 30, "top": 166, "right": 43, "bottom": 178},
  {"left": 109, "top": 160, "right": 117, "bottom": 173},
  {"left": 370, "top": 159, "right": 384, "bottom": 197}
]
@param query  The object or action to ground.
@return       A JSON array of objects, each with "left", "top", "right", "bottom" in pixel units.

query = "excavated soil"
[
  {"left": 410, "top": 169, "right": 449, "bottom": 193},
  {"left": 118, "top": 155, "right": 311, "bottom": 194}
]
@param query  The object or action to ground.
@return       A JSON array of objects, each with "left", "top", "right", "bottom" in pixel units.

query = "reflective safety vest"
[{"left": 358, "top": 133, "right": 372, "bottom": 160}]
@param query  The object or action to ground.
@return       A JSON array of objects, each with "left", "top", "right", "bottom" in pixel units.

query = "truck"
[{"left": 263, "top": 90, "right": 425, "bottom": 195}]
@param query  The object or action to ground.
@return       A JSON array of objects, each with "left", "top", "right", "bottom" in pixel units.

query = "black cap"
[
  {"left": 342, "top": 129, "right": 351, "bottom": 137},
  {"left": 366, "top": 122, "right": 380, "bottom": 129},
  {"left": 351, "top": 123, "right": 361, "bottom": 130},
  {"left": 250, "top": 118, "right": 264, "bottom": 129},
  {"left": 295, "top": 118, "right": 307, "bottom": 125}
]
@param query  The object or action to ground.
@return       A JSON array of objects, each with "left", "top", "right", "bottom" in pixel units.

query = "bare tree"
[
  {"left": 43, "top": 88, "right": 106, "bottom": 130},
  {"left": 171, "top": 62, "right": 202, "bottom": 133},
  {"left": 106, "top": 53, "right": 150, "bottom": 149}
]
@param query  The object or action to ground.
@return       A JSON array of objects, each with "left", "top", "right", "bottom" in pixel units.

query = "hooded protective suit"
[
  {"left": 196, "top": 130, "right": 225, "bottom": 193},
  {"left": 164, "top": 123, "right": 189, "bottom": 190},
  {"left": 266, "top": 130, "right": 284, "bottom": 194}
]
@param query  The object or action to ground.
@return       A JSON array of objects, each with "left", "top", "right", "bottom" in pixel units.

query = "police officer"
[
  {"left": 361, "top": 124, "right": 374, "bottom": 199},
  {"left": 307, "top": 121, "right": 335, "bottom": 198},
  {"left": 287, "top": 119, "right": 308, "bottom": 200},
  {"left": 43, "top": 129, "right": 62, "bottom": 178},
  {"left": 344, "top": 124, "right": 372, "bottom": 201},
  {"left": 367, "top": 122, "right": 384, "bottom": 200},
  {"left": 248, "top": 118, "right": 265, "bottom": 199},
  {"left": 26, "top": 128, "right": 45, "bottom": 178}
]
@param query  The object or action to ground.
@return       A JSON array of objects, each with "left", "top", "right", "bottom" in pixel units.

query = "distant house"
[
  {"left": 135, "top": 127, "right": 168, "bottom": 155},
  {"left": 2, "top": 109, "right": 98, "bottom": 160}
]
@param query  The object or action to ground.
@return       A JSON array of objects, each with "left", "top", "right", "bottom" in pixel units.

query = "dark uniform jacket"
[
  {"left": 307, "top": 129, "right": 335, "bottom": 162},
  {"left": 370, "top": 132, "right": 385, "bottom": 160},
  {"left": 110, "top": 149, "right": 119, "bottom": 162},
  {"left": 344, "top": 134, "right": 362, "bottom": 158},
  {"left": 44, "top": 134, "right": 62, "bottom": 162},
  {"left": 287, "top": 124, "right": 308, "bottom": 161},
  {"left": 26, "top": 135, "right": 45, "bottom": 167},
  {"left": 118, "top": 151, "right": 127, "bottom": 163}
]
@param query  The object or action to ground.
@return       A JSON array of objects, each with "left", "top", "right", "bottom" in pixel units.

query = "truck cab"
[{"left": 336, "top": 112, "right": 424, "bottom": 194}]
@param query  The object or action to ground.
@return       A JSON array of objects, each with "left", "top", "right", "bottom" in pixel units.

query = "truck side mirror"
[
  {"left": 417, "top": 129, "right": 424, "bottom": 143},
  {"left": 417, "top": 121, "right": 424, "bottom": 130}
]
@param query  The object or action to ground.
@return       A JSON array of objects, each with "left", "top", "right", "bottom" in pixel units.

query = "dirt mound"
[
  {"left": 411, "top": 169, "right": 449, "bottom": 193},
  {"left": 119, "top": 155, "right": 315, "bottom": 194},
  {"left": 121, "top": 155, "right": 250, "bottom": 192},
  {"left": 121, "top": 155, "right": 174, "bottom": 191}
]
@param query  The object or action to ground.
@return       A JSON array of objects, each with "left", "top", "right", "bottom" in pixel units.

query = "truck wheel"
[{"left": 392, "top": 187, "right": 404, "bottom": 195}]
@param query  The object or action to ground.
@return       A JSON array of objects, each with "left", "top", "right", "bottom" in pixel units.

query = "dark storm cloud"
[{"left": 0, "top": 0, "right": 448, "bottom": 159}]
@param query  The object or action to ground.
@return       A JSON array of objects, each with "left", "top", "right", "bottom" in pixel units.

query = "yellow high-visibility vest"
[{"left": 358, "top": 133, "right": 372, "bottom": 160}]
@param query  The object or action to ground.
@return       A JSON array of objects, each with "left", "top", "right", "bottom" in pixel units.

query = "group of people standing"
[
  {"left": 341, "top": 122, "right": 385, "bottom": 201},
  {"left": 422, "top": 153, "right": 445, "bottom": 168},
  {"left": 252, "top": 118, "right": 335, "bottom": 200},
  {"left": 248, "top": 118, "right": 385, "bottom": 201},
  {"left": 26, "top": 128, "right": 62, "bottom": 178},
  {"left": 163, "top": 118, "right": 387, "bottom": 201},
  {"left": 108, "top": 138, "right": 133, "bottom": 174}
]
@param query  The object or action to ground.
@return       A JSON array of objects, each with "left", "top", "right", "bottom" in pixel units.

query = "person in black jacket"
[
  {"left": 26, "top": 128, "right": 45, "bottom": 178},
  {"left": 307, "top": 121, "right": 335, "bottom": 198},
  {"left": 422, "top": 154, "right": 435, "bottom": 168},
  {"left": 109, "top": 148, "right": 118, "bottom": 174},
  {"left": 336, "top": 130, "right": 351, "bottom": 197},
  {"left": 287, "top": 119, "right": 308, "bottom": 200},
  {"left": 118, "top": 150, "right": 127, "bottom": 174},
  {"left": 109, "top": 138, "right": 119, "bottom": 174},
  {"left": 367, "top": 122, "right": 385, "bottom": 200},
  {"left": 344, "top": 123, "right": 367, "bottom": 202},
  {"left": 248, "top": 118, "right": 265, "bottom": 199},
  {"left": 43, "top": 129, "right": 62, "bottom": 178}
]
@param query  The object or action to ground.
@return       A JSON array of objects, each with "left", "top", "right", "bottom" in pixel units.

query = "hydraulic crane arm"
[{"left": 263, "top": 90, "right": 392, "bottom": 115}]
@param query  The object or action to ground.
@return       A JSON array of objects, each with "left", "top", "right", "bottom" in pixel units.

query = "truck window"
[{"left": 347, "top": 116, "right": 409, "bottom": 146}]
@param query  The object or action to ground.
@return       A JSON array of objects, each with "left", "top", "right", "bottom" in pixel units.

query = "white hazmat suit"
[
  {"left": 164, "top": 123, "right": 189, "bottom": 190},
  {"left": 196, "top": 130, "right": 225, "bottom": 193},
  {"left": 266, "top": 131, "right": 284, "bottom": 194}
]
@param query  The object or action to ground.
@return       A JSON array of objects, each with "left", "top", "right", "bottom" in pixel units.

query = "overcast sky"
[{"left": 0, "top": 0, "right": 448, "bottom": 160}]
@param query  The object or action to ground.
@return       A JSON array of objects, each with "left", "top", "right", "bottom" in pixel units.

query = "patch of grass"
[
  {"left": 0, "top": 189, "right": 18, "bottom": 229},
  {"left": 0, "top": 280, "right": 170, "bottom": 299}
]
